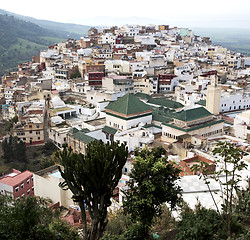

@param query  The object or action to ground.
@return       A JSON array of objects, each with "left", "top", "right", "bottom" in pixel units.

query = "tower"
[{"left": 206, "top": 75, "right": 221, "bottom": 115}]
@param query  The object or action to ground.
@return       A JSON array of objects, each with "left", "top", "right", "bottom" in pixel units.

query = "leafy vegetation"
[
  {"left": 1, "top": 135, "right": 27, "bottom": 163},
  {"left": 191, "top": 141, "right": 248, "bottom": 238},
  {"left": 176, "top": 203, "right": 222, "bottom": 240},
  {"left": 70, "top": 69, "right": 82, "bottom": 79},
  {"left": 123, "top": 147, "right": 181, "bottom": 238},
  {"left": 0, "top": 195, "right": 80, "bottom": 240},
  {"left": 0, "top": 139, "right": 57, "bottom": 174}
]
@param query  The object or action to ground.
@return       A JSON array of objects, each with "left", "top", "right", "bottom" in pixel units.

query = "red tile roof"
[{"left": 0, "top": 170, "right": 33, "bottom": 186}]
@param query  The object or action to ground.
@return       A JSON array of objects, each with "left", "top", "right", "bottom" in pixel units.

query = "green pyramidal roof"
[
  {"left": 105, "top": 93, "right": 153, "bottom": 116},
  {"left": 173, "top": 107, "right": 213, "bottom": 122}
]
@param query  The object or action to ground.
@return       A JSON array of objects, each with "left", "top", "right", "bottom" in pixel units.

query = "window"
[
  {"left": 21, "top": 193, "right": 25, "bottom": 198},
  {"left": 29, "top": 125, "right": 32, "bottom": 128},
  {"left": 36, "top": 125, "right": 39, "bottom": 128},
  {"left": 27, "top": 189, "right": 30, "bottom": 195},
  {"left": 27, "top": 178, "right": 30, "bottom": 184},
  {"left": 15, "top": 186, "right": 19, "bottom": 192},
  {"left": 21, "top": 183, "right": 24, "bottom": 189},
  {"left": 29, "top": 131, "right": 32, "bottom": 134}
]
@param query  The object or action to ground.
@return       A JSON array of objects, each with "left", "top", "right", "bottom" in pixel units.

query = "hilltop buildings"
[{"left": 0, "top": 24, "right": 250, "bottom": 211}]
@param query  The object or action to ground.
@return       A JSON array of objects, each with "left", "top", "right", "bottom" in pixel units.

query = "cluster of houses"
[{"left": 0, "top": 24, "right": 250, "bottom": 223}]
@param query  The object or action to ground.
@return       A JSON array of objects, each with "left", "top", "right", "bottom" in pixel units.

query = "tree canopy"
[
  {"left": 123, "top": 147, "right": 182, "bottom": 238},
  {"left": 0, "top": 195, "right": 79, "bottom": 240},
  {"left": 1, "top": 135, "right": 27, "bottom": 163}
]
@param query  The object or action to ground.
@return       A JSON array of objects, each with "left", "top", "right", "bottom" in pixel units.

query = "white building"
[
  {"left": 234, "top": 110, "right": 250, "bottom": 140},
  {"left": 104, "top": 93, "right": 155, "bottom": 152},
  {"left": 220, "top": 91, "right": 250, "bottom": 112},
  {"left": 105, "top": 60, "right": 130, "bottom": 74},
  {"left": 34, "top": 166, "right": 73, "bottom": 208}
]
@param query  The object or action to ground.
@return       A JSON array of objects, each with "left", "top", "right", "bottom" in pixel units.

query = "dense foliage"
[
  {"left": 123, "top": 147, "right": 182, "bottom": 238},
  {"left": 176, "top": 204, "right": 222, "bottom": 240},
  {"left": 1, "top": 135, "right": 27, "bottom": 163},
  {"left": 0, "top": 195, "right": 79, "bottom": 240},
  {"left": 191, "top": 141, "right": 248, "bottom": 238},
  {"left": 70, "top": 69, "right": 82, "bottom": 79}
]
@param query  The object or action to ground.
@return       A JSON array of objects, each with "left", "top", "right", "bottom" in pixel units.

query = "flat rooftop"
[{"left": 85, "top": 117, "right": 106, "bottom": 126}]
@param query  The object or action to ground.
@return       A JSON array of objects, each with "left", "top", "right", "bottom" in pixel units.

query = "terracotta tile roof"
[{"left": 0, "top": 170, "right": 33, "bottom": 186}]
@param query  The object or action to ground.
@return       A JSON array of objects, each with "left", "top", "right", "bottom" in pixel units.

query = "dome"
[{"left": 51, "top": 96, "right": 66, "bottom": 109}]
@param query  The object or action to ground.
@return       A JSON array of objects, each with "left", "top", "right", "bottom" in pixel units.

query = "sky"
[{"left": 1, "top": 0, "right": 250, "bottom": 28}]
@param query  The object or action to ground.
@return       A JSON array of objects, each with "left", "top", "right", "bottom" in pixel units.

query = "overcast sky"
[{"left": 1, "top": 0, "right": 250, "bottom": 28}]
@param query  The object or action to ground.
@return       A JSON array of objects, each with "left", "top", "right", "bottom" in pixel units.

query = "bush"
[
  {"left": 123, "top": 223, "right": 150, "bottom": 240},
  {"left": 176, "top": 205, "right": 221, "bottom": 240},
  {"left": 106, "top": 211, "right": 130, "bottom": 235},
  {"left": 42, "top": 141, "right": 57, "bottom": 156}
]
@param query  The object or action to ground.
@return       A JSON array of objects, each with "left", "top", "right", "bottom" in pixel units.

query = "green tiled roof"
[
  {"left": 147, "top": 97, "right": 183, "bottom": 109},
  {"left": 102, "top": 126, "right": 118, "bottom": 135},
  {"left": 69, "top": 128, "right": 90, "bottom": 134},
  {"left": 196, "top": 100, "right": 206, "bottom": 106},
  {"left": 105, "top": 93, "right": 153, "bottom": 115},
  {"left": 73, "top": 132, "right": 95, "bottom": 143},
  {"left": 152, "top": 109, "right": 173, "bottom": 123},
  {"left": 134, "top": 92, "right": 151, "bottom": 100},
  {"left": 173, "top": 107, "right": 212, "bottom": 122},
  {"left": 69, "top": 127, "right": 79, "bottom": 134},
  {"left": 79, "top": 128, "right": 90, "bottom": 133},
  {"left": 163, "top": 119, "right": 224, "bottom": 132}
]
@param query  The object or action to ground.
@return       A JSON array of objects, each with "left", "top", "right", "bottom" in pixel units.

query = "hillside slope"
[
  {"left": 193, "top": 28, "right": 250, "bottom": 56},
  {"left": 0, "top": 14, "right": 66, "bottom": 77},
  {"left": 0, "top": 9, "right": 91, "bottom": 39}
]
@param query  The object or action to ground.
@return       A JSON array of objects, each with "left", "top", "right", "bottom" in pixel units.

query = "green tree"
[
  {"left": 176, "top": 204, "right": 222, "bottom": 240},
  {"left": 1, "top": 136, "right": 14, "bottom": 162},
  {"left": 0, "top": 195, "right": 79, "bottom": 240},
  {"left": 14, "top": 138, "right": 27, "bottom": 163},
  {"left": 56, "top": 140, "right": 128, "bottom": 240},
  {"left": 70, "top": 69, "right": 81, "bottom": 79},
  {"left": 1, "top": 136, "right": 27, "bottom": 163},
  {"left": 191, "top": 141, "right": 248, "bottom": 238},
  {"left": 123, "top": 147, "right": 182, "bottom": 238},
  {"left": 42, "top": 141, "right": 58, "bottom": 156}
]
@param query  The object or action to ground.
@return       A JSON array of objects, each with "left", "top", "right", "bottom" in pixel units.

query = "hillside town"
[{"left": 0, "top": 24, "right": 250, "bottom": 229}]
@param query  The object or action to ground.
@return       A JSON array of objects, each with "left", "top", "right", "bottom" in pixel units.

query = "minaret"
[{"left": 206, "top": 75, "right": 221, "bottom": 115}]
